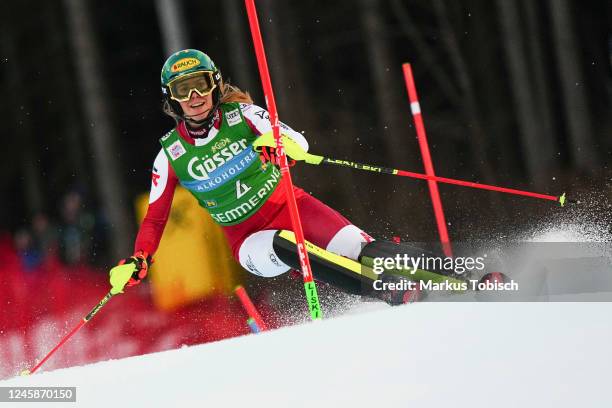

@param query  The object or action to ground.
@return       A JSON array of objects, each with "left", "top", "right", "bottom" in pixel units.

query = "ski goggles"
[{"left": 167, "top": 71, "right": 217, "bottom": 102}]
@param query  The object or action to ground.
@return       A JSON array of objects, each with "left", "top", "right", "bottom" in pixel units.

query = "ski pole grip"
[
  {"left": 253, "top": 132, "right": 324, "bottom": 165},
  {"left": 109, "top": 263, "right": 138, "bottom": 294}
]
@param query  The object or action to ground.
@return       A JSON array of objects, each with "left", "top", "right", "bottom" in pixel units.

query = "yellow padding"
[
  {"left": 253, "top": 132, "right": 324, "bottom": 165},
  {"left": 109, "top": 263, "right": 137, "bottom": 295},
  {"left": 278, "top": 230, "right": 378, "bottom": 281}
]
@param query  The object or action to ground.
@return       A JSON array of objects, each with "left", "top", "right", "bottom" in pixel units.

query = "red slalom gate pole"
[
  {"left": 235, "top": 285, "right": 268, "bottom": 331},
  {"left": 259, "top": 135, "right": 566, "bottom": 204},
  {"left": 314, "top": 157, "right": 564, "bottom": 203},
  {"left": 393, "top": 169, "right": 561, "bottom": 202},
  {"left": 245, "top": 0, "right": 322, "bottom": 320},
  {"left": 403, "top": 63, "right": 453, "bottom": 257}
]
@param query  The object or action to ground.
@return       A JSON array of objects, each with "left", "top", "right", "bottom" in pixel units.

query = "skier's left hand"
[{"left": 258, "top": 146, "right": 296, "bottom": 167}]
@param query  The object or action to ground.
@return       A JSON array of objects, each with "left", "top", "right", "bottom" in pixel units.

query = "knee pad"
[
  {"left": 238, "top": 230, "right": 291, "bottom": 277},
  {"left": 325, "top": 224, "right": 373, "bottom": 260},
  {"left": 238, "top": 229, "right": 376, "bottom": 295}
]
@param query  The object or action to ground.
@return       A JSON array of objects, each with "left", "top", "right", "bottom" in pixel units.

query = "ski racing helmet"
[{"left": 160, "top": 49, "right": 222, "bottom": 128}]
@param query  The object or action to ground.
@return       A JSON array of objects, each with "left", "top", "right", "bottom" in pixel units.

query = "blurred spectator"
[
  {"left": 57, "top": 191, "right": 96, "bottom": 266},
  {"left": 31, "top": 212, "right": 58, "bottom": 258},
  {"left": 13, "top": 212, "right": 58, "bottom": 271},
  {"left": 13, "top": 228, "right": 42, "bottom": 271}
]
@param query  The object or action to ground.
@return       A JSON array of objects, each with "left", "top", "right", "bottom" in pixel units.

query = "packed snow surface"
[{"left": 2, "top": 302, "right": 611, "bottom": 407}]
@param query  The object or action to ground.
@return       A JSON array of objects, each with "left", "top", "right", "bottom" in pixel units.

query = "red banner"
[{"left": 0, "top": 235, "right": 274, "bottom": 379}]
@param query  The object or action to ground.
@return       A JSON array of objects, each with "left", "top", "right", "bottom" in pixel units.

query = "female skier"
[{"left": 113, "top": 49, "right": 427, "bottom": 304}]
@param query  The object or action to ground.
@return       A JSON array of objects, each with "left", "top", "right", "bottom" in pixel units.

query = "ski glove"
[
  {"left": 118, "top": 251, "right": 151, "bottom": 287},
  {"left": 258, "top": 145, "right": 296, "bottom": 168}
]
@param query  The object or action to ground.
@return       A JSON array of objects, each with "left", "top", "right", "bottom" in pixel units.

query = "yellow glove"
[
  {"left": 109, "top": 263, "right": 138, "bottom": 295},
  {"left": 252, "top": 132, "right": 324, "bottom": 165}
]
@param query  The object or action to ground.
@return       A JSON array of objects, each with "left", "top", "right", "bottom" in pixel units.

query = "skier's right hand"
[
  {"left": 109, "top": 251, "right": 150, "bottom": 295},
  {"left": 119, "top": 250, "right": 151, "bottom": 287}
]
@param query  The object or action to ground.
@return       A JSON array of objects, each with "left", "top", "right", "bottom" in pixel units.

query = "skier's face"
[{"left": 179, "top": 91, "right": 213, "bottom": 122}]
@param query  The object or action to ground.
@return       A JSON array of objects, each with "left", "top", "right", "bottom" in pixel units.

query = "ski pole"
[
  {"left": 252, "top": 134, "right": 569, "bottom": 206},
  {"left": 21, "top": 263, "right": 136, "bottom": 375},
  {"left": 21, "top": 291, "right": 115, "bottom": 375},
  {"left": 245, "top": 0, "right": 323, "bottom": 320}
]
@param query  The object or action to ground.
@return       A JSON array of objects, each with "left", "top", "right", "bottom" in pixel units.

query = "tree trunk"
[
  {"left": 63, "top": 0, "right": 133, "bottom": 259},
  {"left": 432, "top": 0, "right": 505, "bottom": 211},
  {"left": 43, "top": 1, "right": 87, "bottom": 183},
  {"left": 274, "top": 2, "right": 319, "bottom": 133},
  {"left": 523, "top": 0, "right": 558, "bottom": 177},
  {"left": 154, "top": 0, "right": 189, "bottom": 57},
  {"left": 221, "top": 0, "right": 258, "bottom": 94},
  {"left": 359, "top": 0, "right": 415, "bottom": 168},
  {"left": 496, "top": 0, "right": 553, "bottom": 186},
  {"left": 0, "top": 4, "right": 44, "bottom": 216},
  {"left": 250, "top": 1, "right": 318, "bottom": 153},
  {"left": 257, "top": 0, "right": 290, "bottom": 109},
  {"left": 548, "top": 0, "right": 598, "bottom": 172},
  {"left": 389, "top": 0, "right": 461, "bottom": 108}
]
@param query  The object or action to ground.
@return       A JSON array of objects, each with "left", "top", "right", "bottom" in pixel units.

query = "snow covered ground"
[{"left": 2, "top": 302, "right": 611, "bottom": 407}]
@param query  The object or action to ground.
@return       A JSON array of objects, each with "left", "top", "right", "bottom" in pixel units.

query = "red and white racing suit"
[{"left": 135, "top": 104, "right": 372, "bottom": 277}]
